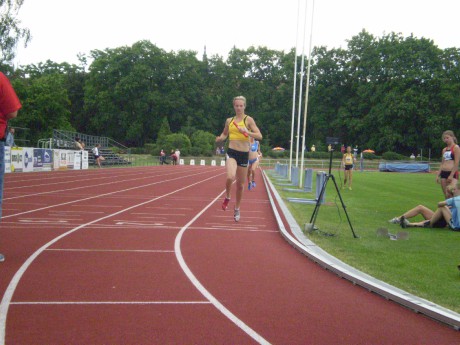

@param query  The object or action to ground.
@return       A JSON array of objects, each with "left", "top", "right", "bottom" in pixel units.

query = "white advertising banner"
[
  {"left": 22, "top": 147, "right": 34, "bottom": 172},
  {"left": 11, "top": 147, "right": 23, "bottom": 172},
  {"left": 74, "top": 151, "right": 82, "bottom": 170},
  {"left": 82, "top": 150, "right": 88, "bottom": 170}
]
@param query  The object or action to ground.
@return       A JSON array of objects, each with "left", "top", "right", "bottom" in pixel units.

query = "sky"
[{"left": 13, "top": 0, "right": 460, "bottom": 67}]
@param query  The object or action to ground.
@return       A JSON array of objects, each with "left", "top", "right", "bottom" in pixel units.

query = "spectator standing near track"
[
  {"left": 170, "top": 149, "right": 177, "bottom": 165},
  {"left": 216, "top": 95, "right": 262, "bottom": 222},
  {"left": 436, "top": 130, "right": 460, "bottom": 198},
  {"left": 5, "top": 127, "right": 15, "bottom": 147},
  {"left": 92, "top": 143, "right": 105, "bottom": 168},
  {"left": 175, "top": 148, "right": 180, "bottom": 164},
  {"left": 0, "top": 72, "right": 21, "bottom": 262},
  {"left": 160, "top": 149, "right": 166, "bottom": 165}
]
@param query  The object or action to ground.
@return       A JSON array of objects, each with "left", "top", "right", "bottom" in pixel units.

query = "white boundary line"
[
  {"left": 174, "top": 193, "right": 271, "bottom": 345},
  {"left": 0, "top": 172, "right": 222, "bottom": 345}
]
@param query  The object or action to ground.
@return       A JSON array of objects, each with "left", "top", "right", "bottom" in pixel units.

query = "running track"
[{"left": 0, "top": 165, "right": 458, "bottom": 344}]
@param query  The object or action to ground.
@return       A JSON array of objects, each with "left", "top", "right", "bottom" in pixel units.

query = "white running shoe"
[
  {"left": 388, "top": 217, "right": 401, "bottom": 224},
  {"left": 0, "top": 254, "right": 4, "bottom": 262},
  {"left": 234, "top": 208, "right": 240, "bottom": 222}
]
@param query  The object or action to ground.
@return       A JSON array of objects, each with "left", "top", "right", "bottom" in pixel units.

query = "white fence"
[{"left": 6, "top": 147, "right": 88, "bottom": 173}]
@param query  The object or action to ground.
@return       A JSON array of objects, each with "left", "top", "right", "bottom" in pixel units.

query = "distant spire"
[{"left": 203, "top": 45, "right": 208, "bottom": 61}]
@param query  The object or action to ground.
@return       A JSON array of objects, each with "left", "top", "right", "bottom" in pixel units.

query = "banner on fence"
[
  {"left": 5, "top": 146, "right": 11, "bottom": 173},
  {"left": 11, "top": 147, "right": 23, "bottom": 172},
  {"left": 81, "top": 150, "right": 88, "bottom": 169},
  {"left": 74, "top": 151, "right": 82, "bottom": 170},
  {"left": 23, "top": 147, "right": 34, "bottom": 172},
  {"left": 43, "top": 149, "right": 53, "bottom": 171}
]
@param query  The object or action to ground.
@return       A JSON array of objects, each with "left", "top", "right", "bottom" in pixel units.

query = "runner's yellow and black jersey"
[
  {"left": 344, "top": 153, "right": 353, "bottom": 166},
  {"left": 229, "top": 115, "right": 250, "bottom": 142}
]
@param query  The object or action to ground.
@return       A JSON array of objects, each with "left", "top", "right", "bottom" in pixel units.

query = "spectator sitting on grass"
[{"left": 389, "top": 184, "right": 460, "bottom": 231}]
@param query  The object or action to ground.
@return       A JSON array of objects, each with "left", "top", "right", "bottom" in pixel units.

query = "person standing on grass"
[
  {"left": 342, "top": 146, "right": 356, "bottom": 190},
  {"left": 216, "top": 96, "right": 262, "bottom": 222},
  {"left": 0, "top": 72, "right": 21, "bottom": 262},
  {"left": 436, "top": 130, "right": 460, "bottom": 198}
]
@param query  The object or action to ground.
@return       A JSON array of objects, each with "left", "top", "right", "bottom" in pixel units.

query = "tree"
[
  {"left": 0, "top": 0, "right": 31, "bottom": 64},
  {"left": 12, "top": 73, "right": 73, "bottom": 146},
  {"left": 157, "top": 116, "right": 172, "bottom": 141},
  {"left": 159, "top": 133, "right": 191, "bottom": 156},
  {"left": 190, "top": 130, "right": 216, "bottom": 156}
]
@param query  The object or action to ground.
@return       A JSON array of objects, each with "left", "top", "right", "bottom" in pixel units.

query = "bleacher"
[
  {"left": 88, "top": 147, "right": 131, "bottom": 167},
  {"left": 44, "top": 130, "right": 132, "bottom": 167}
]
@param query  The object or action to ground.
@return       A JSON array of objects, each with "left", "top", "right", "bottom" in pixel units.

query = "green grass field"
[{"left": 267, "top": 169, "right": 460, "bottom": 313}]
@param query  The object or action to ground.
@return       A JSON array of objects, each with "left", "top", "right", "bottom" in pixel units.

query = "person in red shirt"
[{"left": 0, "top": 72, "right": 21, "bottom": 262}]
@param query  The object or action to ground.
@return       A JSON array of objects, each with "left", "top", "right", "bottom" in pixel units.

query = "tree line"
[{"left": 2, "top": 30, "right": 460, "bottom": 157}]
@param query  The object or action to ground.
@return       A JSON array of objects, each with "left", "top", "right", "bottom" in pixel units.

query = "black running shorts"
[{"left": 226, "top": 148, "right": 249, "bottom": 167}]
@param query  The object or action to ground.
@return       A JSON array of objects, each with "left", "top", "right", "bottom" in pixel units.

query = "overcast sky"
[{"left": 13, "top": 0, "right": 460, "bottom": 66}]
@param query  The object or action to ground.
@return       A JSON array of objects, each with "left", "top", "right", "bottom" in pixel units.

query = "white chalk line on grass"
[
  {"left": 0, "top": 171, "right": 223, "bottom": 345},
  {"left": 174, "top": 193, "right": 271, "bottom": 345}
]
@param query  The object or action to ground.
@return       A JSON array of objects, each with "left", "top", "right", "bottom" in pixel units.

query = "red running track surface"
[{"left": 0, "top": 166, "right": 458, "bottom": 344}]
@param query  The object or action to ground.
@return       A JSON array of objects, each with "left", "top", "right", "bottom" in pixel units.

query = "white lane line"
[
  {"left": 19, "top": 219, "right": 69, "bottom": 223},
  {"left": 45, "top": 249, "right": 175, "bottom": 253},
  {"left": 0, "top": 172, "right": 223, "bottom": 345},
  {"left": 5, "top": 172, "right": 182, "bottom": 195},
  {"left": 174, "top": 194, "right": 271, "bottom": 345},
  {"left": 11, "top": 301, "right": 211, "bottom": 305},
  {"left": 1, "top": 169, "right": 213, "bottom": 220}
]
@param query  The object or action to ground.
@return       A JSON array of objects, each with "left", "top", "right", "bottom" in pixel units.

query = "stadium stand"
[{"left": 42, "top": 130, "right": 132, "bottom": 167}]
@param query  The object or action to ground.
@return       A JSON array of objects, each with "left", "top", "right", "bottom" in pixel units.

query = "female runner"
[
  {"left": 437, "top": 130, "right": 460, "bottom": 198},
  {"left": 342, "top": 146, "right": 356, "bottom": 190},
  {"left": 247, "top": 136, "right": 261, "bottom": 190},
  {"left": 215, "top": 96, "right": 262, "bottom": 221}
]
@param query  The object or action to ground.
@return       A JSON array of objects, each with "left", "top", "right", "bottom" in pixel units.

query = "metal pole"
[
  {"left": 295, "top": 0, "right": 308, "bottom": 167},
  {"left": 299, "top": 0, "right": 315, "bottom": 188},
  {"left": 288, "top": 0, "right": 302, "bottom": 180}
]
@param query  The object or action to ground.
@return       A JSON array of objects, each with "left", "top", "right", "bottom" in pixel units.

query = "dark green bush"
[{"left": 382, "top": 151, "right": 406, "bottom": 160}]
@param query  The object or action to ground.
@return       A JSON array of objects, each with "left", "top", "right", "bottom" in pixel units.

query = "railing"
[
  {"left": 50, "top": 129, "right": 131, "bottom": 159},
  {"left": 36, "top": 130, "right": 133, "bottom": 166}
]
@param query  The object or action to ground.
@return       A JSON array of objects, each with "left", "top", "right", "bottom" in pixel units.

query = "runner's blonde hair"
[{"left": 233, "top": 95, "right": 246, "bottom": 106}]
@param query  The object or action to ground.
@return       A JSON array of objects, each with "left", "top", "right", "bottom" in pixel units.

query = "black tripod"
[{"left": 308, "top": 149, "right": 358, "bottom": 238}]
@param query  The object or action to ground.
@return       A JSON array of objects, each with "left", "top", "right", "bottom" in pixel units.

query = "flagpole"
[
  {"left": 295, "top": 0, "right": 308, "bottom": 167},
  {"left": 299, "top": 0, "right": 315, "bottom": 187},
  {"left": 288, "top": 0, "right": 301, "bottom": 180}
]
